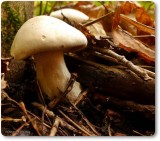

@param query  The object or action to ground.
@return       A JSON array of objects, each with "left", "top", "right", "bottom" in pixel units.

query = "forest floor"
[{"left": 1, "top": 1, "right": 155, "bottom": 136}]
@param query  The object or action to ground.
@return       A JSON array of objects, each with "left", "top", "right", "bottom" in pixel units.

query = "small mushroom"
[
  {"left": 50, "top": 8, "right": 89, "bottom": 23},
  {"left": 50, "top": 8, "right": 107, "bottom": 39},
  {"left": 11, "top": 15, "right": 87, "bottom": 103}
]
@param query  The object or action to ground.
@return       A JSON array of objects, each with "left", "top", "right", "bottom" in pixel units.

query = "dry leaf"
[
  {"left": 112, "top": 27, "right": 155, "bottom": 62},
  {"left": 120, "top": 14, "right": 155, "bottom": 35},
  {"left": 112, "top": 7, "right": 121, "bottom": 30},
  {"left": 135, "top": 7, "right": 154, "bottom": 27},
  {"left": 87, "top": 22, "right": 107, "bottom": 39},
  {"left": 119, "top": 2, "right": 155, "bottom": 47},
  {"left": 120, "top": 1, "right": 155, "bottom": 27},
  {"left": 72, "top": 1, "right": 106, "bottom": 18},
  {"left": 120, "top": 1, "right": 138, "bottom": 15}
]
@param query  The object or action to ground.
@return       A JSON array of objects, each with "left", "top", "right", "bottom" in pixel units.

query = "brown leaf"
[
  {"left": 72, "top": 1, "right": 105, "bottom": 18},
  {"left": 120, "top": 14, "right": 155, "bottom": 35},
  {"left": 120, "top": 1, "right": 155, "bottom": 28},
  {"left": 119, "top": 2, "right": 155, "bottom": 46},
  {"left": 112, "top": 27, "right": 155, "bottom": 62},
  {"left": 86, "top": 22, "right": 107, "bottom": 39},
  {"left": 120, "top": 1, "right": 137, "bottom": 15},
  {"left": 112, "top": 7, "right": 121, "bottom": 30},
  {"left": 135, "top": 8, "right": 155, "bottom": 47},
  {"left": 73, "top": 2, "right": 114, "bottom": 34},
  {"left": 135, "top": 7, "right": 154, "bottom": 27}
]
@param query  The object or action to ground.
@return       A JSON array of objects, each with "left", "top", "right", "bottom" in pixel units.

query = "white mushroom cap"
[
  {"left": 11, "top": 15, "right": 87, "bottom": 60},
  {"left": 50, "top": 8, "right": 89, "bottom": 23}
]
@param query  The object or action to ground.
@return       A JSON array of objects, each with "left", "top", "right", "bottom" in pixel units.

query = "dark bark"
[
  {"left": 65, "top": 54, "right": 155, "bottom": 105},
  {"left": 94, "top": 93, "right": 155, "bottom": 121}
]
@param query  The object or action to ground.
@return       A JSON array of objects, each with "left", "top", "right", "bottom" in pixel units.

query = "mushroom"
[
  {"left": 11, "top": 15, "right": 87, "bottom": 103},
  {"left": 50, "top": 8, "right": 89, "bottom": 23},
  {"left": 50, "top": 8, "right": 107, "bottom": 39}
]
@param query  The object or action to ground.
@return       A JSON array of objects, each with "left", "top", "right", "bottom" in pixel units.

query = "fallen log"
[
  {"left": 65, "top": 54, "right": 155, "bottom": 105},
  {"left": 93, "top": 93, "right": 155, "bottom": 121}
]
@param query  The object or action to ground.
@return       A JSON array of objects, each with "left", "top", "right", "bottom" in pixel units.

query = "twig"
[
  {"left": 133, "top": 130, "right": 145, "bottom": 136},
  {"left": 134, "top": 35, "right": 155, "bottom": 38},
  {"left": 49, "top": 116, "right": 60, "bottom": 136},
  {"left": 96, "top": 54, "right": 155, "bottom": 77},
  {"left": 108, "top": 65, "right": 155, "bottom": 78},
  {"left": 143, "top": 69, "right": 155, "bottom": 78},
  {"left": 82, "top": 12, "right": 113, "bottom": 27},
  {"left": 93, "top": 51, "right": 119, "bottom": 64},
  {"left": 48, "top": 73, "right": 77, "bottom": 109},
  {"left": 58, "top": 110, "right": 94, "bottom": 136},
  {"left": 2, "top": 92, "right": 51, "bottom": 128},
  {"left": 19, "top": 102, "right": 41, "bottom": 136},
  {"left": 74, "top": 89, "right": 89, "bottom": 106},
  {"left": 98, "top": 1, "right": 108, "bottom": 12},
  {"left": 58, "top": 127, "right": 68, "bottom": 136},
  {"left": 41, "top": 106, "right": 47, "bottom": 135},
  {"left": 68, "top": 52, "right": 154, "bottom": 81},
  {"left": 108, "top": 123, "right": 112, "bottom": 136},
  {"left": 27, "top": 110, "right": 51, "bottom": 128},
  {"left": 92, "top": 47, "right": 152, "bottom": 80},
  {"left": 1, "top": 117, "right": 26, "bottom": 123},
  {"left": 1, "top": 57, "right": 13, "bottom": 61},
  {"left": 70, "top": 103, "right": 101, "bottom": 136},
  {"left": 93, "top": 51, "right": 155, "bottom": 78},
  {"left": 32, "top": 102, "right": 81, "bottom": 135},
  {"left": 12, "top": 118, "right": 35, "bottom": 136}
]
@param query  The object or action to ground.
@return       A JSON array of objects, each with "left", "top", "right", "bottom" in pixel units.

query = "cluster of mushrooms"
[{"left": 11, "top": 9, "right": 89, "bottom": 103}]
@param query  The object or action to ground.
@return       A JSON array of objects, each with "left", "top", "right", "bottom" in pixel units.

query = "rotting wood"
[
  {"left": 94, "top": 93, "right": 155, "bottom": 121},
  {"left": 65, "top": 54, "right": 155, "bottom": 105}
]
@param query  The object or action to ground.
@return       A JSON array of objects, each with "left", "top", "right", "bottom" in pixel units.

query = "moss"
[{"left": 1, "top": 1, "right": 23, "bottom": 55}]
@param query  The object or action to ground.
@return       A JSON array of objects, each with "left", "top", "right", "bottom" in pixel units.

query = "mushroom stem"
[{"left": 34, "top": 51, "right": 82, "bottom": 103}]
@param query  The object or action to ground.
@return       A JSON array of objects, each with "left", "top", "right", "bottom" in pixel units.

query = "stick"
[
  {"left": 92, "top": 51, "right": 155, "bottom": 78},
  {"left": 92, "top": 47, "right": 152, "bottom": 80},
  {"left": 58, "top": 110, "right": 95, "bottom": 136},
  {"left": 19, "top": 102, "right": 41, "bottom": 136},
  {"left": 82, "top": 12, "right": 113, "bottom": 27},
  {"left": 74, "top": 89, "right": 89, "bottom": 106},
  {"left": 48, "top": 73, "right": 77, "bottom": 108},
  {"left": 70, "top": 103, "right": 101, "bottom": 136},
  {"left": 12, "top": 118, "right": 35, "bottom": 136},
  {"left": 49, "top": 116, "right": 60, "bottom": 136},
  {"left": 32, "top": 102, "right": 81, "bottom": 135}
]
